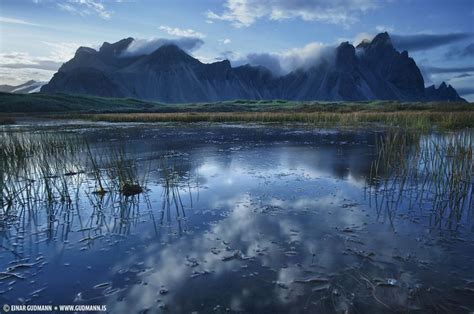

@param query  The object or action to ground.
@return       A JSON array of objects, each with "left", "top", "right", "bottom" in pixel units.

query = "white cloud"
[
  {"left": 122, "top": 37, "right": 204, "bottom": 57},
  {"left": 41, "top": 41, "right": 82, "bottom": 61},
  {"left": 376, "top": 25, "right": 394, "bottom": 33},
  {"left": 219, "top": 38, "right": 232, "bottom": 44},
  {"left": 234, "top": 41, "right": 336, "bottom": 75},
  {"left": 57, "top": 0, "right": 112, "bottom": 20},
  {"left": 159, "top": 25, "right": 206, "bottom": 39},
  {"left": 0, "top": 41, "right": 86, "bottom": 85},
  {"left": 352, "top": 32, "right": 375, "bottom": 46},
  {"left": 207, "top": 0, "right": 378, "bottom": 28},
  {"left": 0, "top": 67, "right": 55, "bottom": 85},
  {"left": 0, "top": 16, "right": 41, "bottom": 26}
]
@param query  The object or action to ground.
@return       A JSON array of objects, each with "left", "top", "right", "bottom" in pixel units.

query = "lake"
[{"left": 0, "top": 121, "right": 473, "bottom": 313}]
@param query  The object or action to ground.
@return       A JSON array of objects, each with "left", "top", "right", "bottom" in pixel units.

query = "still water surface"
[{"left": 0, "top": 122, "right": 473, "bottom": 313}]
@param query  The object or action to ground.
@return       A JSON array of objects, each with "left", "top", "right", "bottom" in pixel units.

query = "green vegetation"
[
  {"left": 1, "top": 91, "right": 473, "bottom": 114},
  {"left": 0, "top": 92, "right": 161, "bottom": 113},
  {"left": 1, "top": 92, "right": 473, "bottom": 130},
  {"left": 76, "top": 111, "right": 474, "bottom": 130},
  {"left": 0, "top": 116, "right": 15, "bottom": 125},
  {"left": 0, "top": 131, "right": 150, "bottom": 213},
  {"left": 369, "top": 129, "right": 473, "bottom": 228}
]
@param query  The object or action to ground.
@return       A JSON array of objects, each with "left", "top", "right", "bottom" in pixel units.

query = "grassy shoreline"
[
  {"left": 1, "top": 92, "right": 474, "bottom": 130},
  {"left": 57, "top": 111, "right": 474, "bottom": 130}
]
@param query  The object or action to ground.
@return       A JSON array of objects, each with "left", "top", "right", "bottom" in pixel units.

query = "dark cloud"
[
  {"left": 424, "top": 66, "right": 474, "bottom": 74},
  {"left": 0, "top": 60, "right": 63, "bottom": 71},
  {"left": 453, "top": 73, "right": 472, "bottom": 79},
  {"left": 456, "top": 87, "right": 474, "bottom": 96},
  {"left": 215, "top": 50, "right": 235, "bottom": 61},
  {"left": 391, "top": 33, "right": 472, "bottom": 52},
  {"left": 122, "top": 37, "right": 204, "bottom": 57},
  {"left": 445, "top": 43, "right": 474, "bottom": 59},
  {"left": 244, "top": 53, "right": 283, "bottom": 76}
]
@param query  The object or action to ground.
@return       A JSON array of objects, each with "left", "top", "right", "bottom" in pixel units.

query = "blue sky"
[{"left": 0, "top": 0, "right": 473, "bottom": 100}]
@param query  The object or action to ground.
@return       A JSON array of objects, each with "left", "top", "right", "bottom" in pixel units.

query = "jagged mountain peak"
[
  {"left": 75, "top": 46, "right": 97, "bottom": 57},
  {"left": 144, "top": 44, "right": 200, "bottom": 65},
  {"left": 371, "top": 32, "right": 392, "bottom": 45},
  {"left": 336, "top": 41, "right": 357, "bottom": 67},
  {"left": 425, "top": 81, "right": 465, "bottom": 102},
  {"left": 99, "top": 37, "right": 134, "bottom": 56},
  {"left": 355, "top": 32, "right": 394, "bottom": 53},
  {"left": 41, "top": 33, "right": 465, "bottom": 103}
]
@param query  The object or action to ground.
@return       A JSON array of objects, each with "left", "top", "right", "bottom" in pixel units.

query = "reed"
[
  {"left": 76, "top": 111, "right": 474, "bottom": 130},
  {"left": 0, "top": 130, "right": 152, "bottom": 214},
  {"left": 0, "top": 116, "right": 15, "bottom": 125},
  {"left": 369, "top": 129, "right": 473, "bottom": 230}
]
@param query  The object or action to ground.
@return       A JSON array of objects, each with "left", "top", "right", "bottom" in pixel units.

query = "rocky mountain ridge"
[{"left": 41, "top": 33, "right": 465, "bottom": 103}]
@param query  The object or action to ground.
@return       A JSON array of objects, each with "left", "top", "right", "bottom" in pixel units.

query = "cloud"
[
  {"left": 207, "top": 0, "right": 378, "bottom": 28},
  {"left": 453, "top": 73, "right": 472, "bottom": 79},
  {"left": 456, "top": 87, "right": 474, "bottom": 96},
  {"left": 445, "top": 43, "right": 474, "bottom": 59},
  {"left": 244, "top": 53, "right": 283, "bottom": 75},
  {"left": 122, "top": 37, "right": 204, "bottom": 57},
  {"left": 219, "top": 38, "right": 232, "bottom": 44},
  {"left": 41, "top": 41, "right": 83, "bottom": 61},
  {"left": 0, "top": 41, "right": 85, "bottom": 85},
  {"left": 57, "top": 0, "right": 112, "bottom": 20},
  {"left": 391, "top": 33, "right": 472, "bottom": 52},
  {"left": 351, "top": 32, "right": 375, "bottom": 46},
  {"left": 0, "top": 16, "right": 41, "bottom": 26},
  {"left": 233, "top": 42, "right": 335, "bottom": 75},
  {"left": 0, "top": 68, "right": 55, "bottom": 85},
  {"left": 216, "top": 50, "right": 236, "bottom": 61},
  {"left": 0, "top": 60, "right": 62, "bottom": 71},
  {"left": 375, "top": 25, "right": 394, "bottom": 33},
  {"left": 159, "top": 25, "right": 206, "bottom": 39},
  {"left": 424, "top": 65, "right": 474, "bottom": 74}
]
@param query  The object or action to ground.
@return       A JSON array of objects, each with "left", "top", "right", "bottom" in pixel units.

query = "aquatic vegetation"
[
  {"left": 105, "top": 148, "right": 148, "bottom": 196},
  {"left": 0, "top": 116, "right": 15, "bottom": 125},
  {"left": 1, "top": 122, "right": 473, "bottom": 313},
  {"left": 369, "top": 129, "right": 473, "bottom": 230},
  {"left": 0, "top": 130, "right": 153, "bottom": 215},
  {"left": 74, "top": 110, "right": 474, "bottom": 130},
  {"left": 158, "top": 160, "right": 189, "bottom": 233}
]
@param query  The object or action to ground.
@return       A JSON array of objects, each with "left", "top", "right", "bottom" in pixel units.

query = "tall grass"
[
  {"left": 368, "top": 129, "right": 473, "bottom": 230},
  {"left": 0, "top": 116, "right": 15, "bottom": 125},
  {"left": 0, "top": 131, "right": 152, "bottom": 215},
  {"left": 77, "top": 111, "right": 474, "bottom": 130},
  {"left": 158, "top": 161, "right": 189, "bottom": 233}
]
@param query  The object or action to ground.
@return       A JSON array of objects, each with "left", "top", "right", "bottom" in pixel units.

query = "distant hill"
[
  {"left": 0, "top": 91, "right": 471, "bottom": 114},
  {"left": 41, "top": 32, "right": 465, "bottom": 103},
  {"left": 0, "top": 80, "right": 46, "bottom": 94},
  {"left": 0, "top": 92, "right": 161, "bottom": 113}
]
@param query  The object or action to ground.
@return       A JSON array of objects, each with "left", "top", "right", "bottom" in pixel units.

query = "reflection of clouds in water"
[
  {"left": 105, "top": 193, "right": 301, "bottom": 311},
  {"left": 3, "top": 124, "right": 472, "bottom": 312},
  {"left": 104, "top": 179, "right": 374, "bottom": 312}
]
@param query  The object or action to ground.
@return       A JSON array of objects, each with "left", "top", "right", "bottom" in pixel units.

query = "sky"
[{"left": 0, "top": 0, "right": 473, "bottom": 100}]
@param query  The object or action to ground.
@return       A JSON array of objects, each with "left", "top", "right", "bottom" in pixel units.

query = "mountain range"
[
  {"left": 40, "top": 33, "right": 465, "bottom": 103},
  {"left": 0, "top": 80, "right": 46, "bottom": 94}
]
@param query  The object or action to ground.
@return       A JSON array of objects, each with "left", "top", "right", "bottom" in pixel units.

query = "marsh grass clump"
[
  {"left": 159, "top": 160, "right": 188, "bottom": 232},
  {"left": 105, "top": 148, "right": 149, "bottom": 196},
  {"left": 77, "top": 111, "right": 474, "bottom": 131},
  {"left": 0, "top": 130, "right": 152, "bottom": 218},
  {"left": 369, "top": 129, "right": 473, "bottom": 230},
  {"left": 0, "top": 131, "right": 84, "bottom": 211},
  {"left": 0, "top": 116, "right": 15, "bottom": 125}
]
